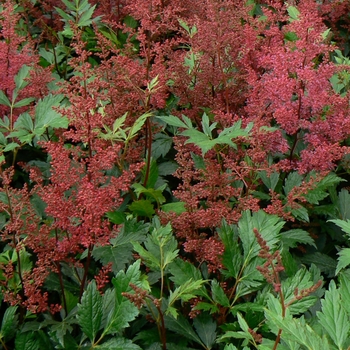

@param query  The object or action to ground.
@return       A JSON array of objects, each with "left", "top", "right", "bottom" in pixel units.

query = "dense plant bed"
[{"left": 0, "top": 0, "right": 350, "bottom": 349}]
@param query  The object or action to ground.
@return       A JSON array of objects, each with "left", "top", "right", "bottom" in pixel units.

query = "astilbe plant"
[{"left": 1, "top": 0, "right": 350, "bottom": 348}]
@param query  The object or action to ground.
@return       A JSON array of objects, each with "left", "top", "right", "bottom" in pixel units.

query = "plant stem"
[{"left": 79, "top": 244, "right": 93, "bottom": 301}]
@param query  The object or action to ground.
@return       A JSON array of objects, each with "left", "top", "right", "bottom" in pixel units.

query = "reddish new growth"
[{"left": 254, "top": 228, "right": 284, "bottom": 293}]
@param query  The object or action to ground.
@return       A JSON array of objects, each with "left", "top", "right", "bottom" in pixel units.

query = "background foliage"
[{"left": 0, "top": 0, "right": 350, "bottom": 349}]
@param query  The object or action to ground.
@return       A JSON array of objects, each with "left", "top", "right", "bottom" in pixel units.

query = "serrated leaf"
[
  {"left": 158, "top": 115, "right": 188, "bottom": 128},
  {"left": 14, "top": 112, "right": 34, "bottom": 131},
  {"left": 104, "top": 262, "right": 142, "bottom": 335},
  {"left": 280, "top": 229, "right": 315, "bottom": 249},
  {"left": 338, "top": 189, "right": 350, "bottom": 220},
  {"left": 193, "top": 313, "right": 216, "bottom": 349},
  {"left": 0, "top": 306, "right": 18, "bottom": 342},
  {"left": 301, "top": 252, "right": 337, "bottom": 277},
  {"left": 291, "top": 205, "right": 309, "bottom": 222},
  {"left": 168, "top": 279, "right": 206, "bottom": 317},
  {"left": 265, "top": 295, "right": 331, "bottom": 350},
  {"left": 128, "top": 199, "right": 155, "bottom": 218},
  {"left": 287, "top": 6, "right": 300, "bottom": 21},
  {"left": 191, "top": 152, "right": 206, "bottom": 170},
  {"left": 34, "top": 94, "right": 68, "bottom": 133},
  {"left": 15, "top": 331, "right": 40, "bottom": 350},
  {"left": 284, "top": 31, "right": 298, "bottom": 42},
  {"left": 112, "top": 260, "right": 144, "bottom": 298},
  {"left": 317, "top": 280, "right": 349, "bottom": 349},
  {"left": 165, "top": 314, "right": 204, "bottom": 346},
  {"left": 218, "top": 221, "right": 243, "bottom": 279},
  {"left": 77, "top": 280, "right": 103, "bottom": 342},
  {"left": 303, "top": 189, "right": 328, "bottom": 205},
  {"left": 152, "top": 134, "right": 172, "bottom": 159},
  {"left": 282, "top": 267, "right": 319, "bottom": 315},
  {"left": 238, "top": 210, "right": 283, "bottom": 262},
  {"left": 211, "top": 280, "right": 230, "bottom": 307},
  {"left": 14, "top": 65, "right": 31, "bottom": 93},
  {"left": 329, "top": 218, "right": 350, "bottom": 236},
  {"left": 0, "top": 90, "right": 11, "bottom": 107},
  {"left": 112, "top": 112, "right": 127, "bottom": 133},
  {"left": 3, "top": 142, "right": 20, "bottom": 152},
  {"left": 259, "top": 171, "right": 279, "bottom": 191},
  {"left": 77, "top": 4, "right": 95, "bottom": 27},
  {"left": 14, "top": 97, "right": 35, "bottom": 108},
  {"left": 336, "top": 248, "right": 350, "bottom": 275},
  {"left": 93, "top": 221, "right": 147, "bottom": 272},
  {"left": 182, "top": 128, "right": 216, "bottom": 155},
  {"left": 168, "top": 258, "right": 203, "bottom": 287},
  {"left": 128, "top": 112, "right": 151, "bottom": 140},
  {"left": 96, "top": 337, "right": 142, "bottom": 349},
  {"left": 284, "top": 172, "right": 302, "bottom": 195},
  {"left": 339, "top": 272, "right": 350, "bottom": 315},
  {"left": 55, "top": 7, "right": 74, "bottom": 22},
  {"left": 201, "top": 112, "right": 216, "bottom": 137},
  {"left": 161, "top": 202, "right": 186, "bottom": 214}
]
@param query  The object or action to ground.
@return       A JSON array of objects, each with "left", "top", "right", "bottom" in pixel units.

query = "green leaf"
[
  {"left": 282, "top": 267, "right": 319, "bottom": 315},
  {"left": 96, "top": 337, "right": 142, "bottom": 349},
  {"left": 182, "top": 128, "right": 216, "bottom": 155},
  {"left": 93, "top": 220, "right": 148, "bottom": 272},
  {"left": 280, "top": 229, "right": 315, "bottom": 249},
  {"left": 0, "top": 306, "right": 18, "bottom": 342},
  {"left": 201, "top": 112, "right": 216, "bottom": 137},
  {"left": 105, "top": 262, "right": 142, "bottom": 335},
  {"left": 191, "top": 152, "right": 206, "bottom": 170},
  {"left": 300, "top": 252, "right": 337, "bottom": 277},
  {"left": 0, "top": 91, "right": 11, "bottom": 107},
  {"left": 339, "top": 272, "right": 350, "bottom": 315},
  {"left": 165, "top": 314, "right": 204, "bottom": 346},
  {"left": 238, "top": 210, "right": 283, "bottom": 261},
  {"left": 193, "top": 313, "right": 216, "bottom": 349},
  {"left": 3, "top": 142, "right": 20, "bottom": 152},
  {"left": 265, "top": 295, "right": 331, "bottom": 350},
  {"left": 77, "top": 4, "right": 96, "bottom": 27},
  {"left": 161, "top": 202, "right": 186, "bottom": 214},
  {"left": 259, "top": 171, "right": 279, "bottom": 191},
  {"left": 338, "top": 189, "right": 350, "bottom": 220},
  {"left": 168, "top": 258, "right": 203, "bottom": 288},
  {"left": 336, "top": 248, "right": 350, "bottom": 275},
  {"left": 158, "top": 115, "right": 188, "bottom": 128},
  {"left": 34, "top": 94, "right": 68, "bottom": 134},
  {"left": 284, "top": 172, "right": 302, "bottom": 195},
  {"left": 158, "top": 161, "right": 178, "bottom": 176},
  {"left": 132, "top": 223, "right": 178, "bottom": 271},
  {"left": 15, "top": 331, "right": 40, "bottom": 350},
  {"left": 14, "top": 65, "right": 31, "bottom": 93},
  {"left": 329, "top": 218, "right": 350, "bottom": 236},
  {"left": 287, "top": 6, "right": 300, "bottom": 21},
  {"left": 128, "top": 199, "right": 155, "bottom": 218},
  {"left": 105, "top": 211, "right": 125, "bottom": 224},
  {"left": 317, "top": 280, "right": 349, "bottom": 349},
  {"left": 152, "top": 133, "right": 172, "bottom": 159},
  {"left": 14, "top": 97, "right": 35, "bottom": 108},
  {"left": 218, "top": 221, "right": 243, "bottom": 279},
  {"left": 132, "top": 183, "right": 166, "bottom": 205},
  {"left": 211, "top": 280, "right": 230, "bottom": 307},
  {"left": 291, "top": 205, "right": 309, "bottom": 222},
  {"left": 303, "top": 188, "right": 328, "bottom": 205},
  {"left": 284, "top": 31, "right": 299, "bottom": 42},
  {"left": 168, "top": 279, "right": 206, "bottom": 317},
  {"left": 14, "top": 112, "right": 34, "bottom": 132},
  {"left": 128, "top": 112, "right": 151, "bottom": 140},
  {"left": 77, "top": 280, "right": 103, "bottom": 342}
]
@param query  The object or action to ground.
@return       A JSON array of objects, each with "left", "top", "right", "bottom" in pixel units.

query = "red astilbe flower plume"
[
  {"left": 241, "top": 0, "right": 350, "bottom": 172},
  {"left": 0, "top": 0, "right": 52, "bottom": 120}
]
